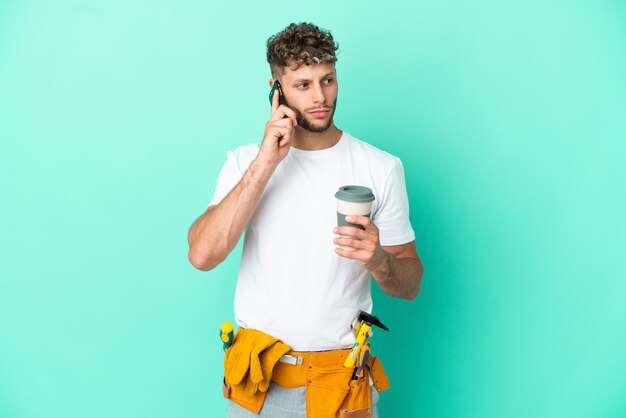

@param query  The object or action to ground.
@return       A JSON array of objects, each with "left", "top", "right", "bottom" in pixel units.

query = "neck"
[{"left": 291, "top": 124, "right": 343, "bottom": 151}]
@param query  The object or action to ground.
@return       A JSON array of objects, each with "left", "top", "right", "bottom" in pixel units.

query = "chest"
[{"left": 250, "top": 155, "right": 380, "bottom": 234}]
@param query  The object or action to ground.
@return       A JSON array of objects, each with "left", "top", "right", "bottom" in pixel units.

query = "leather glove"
[
  {"left": 244, "top": 340, "right": 291, "bottom": 395},
  {"left": 224, "top": 328, "right": 284, "bottom": 387}
]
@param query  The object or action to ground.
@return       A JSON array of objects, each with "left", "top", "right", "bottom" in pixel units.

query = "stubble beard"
[{"left": 289, "top": 97, "right": 338, "bottom": 133}]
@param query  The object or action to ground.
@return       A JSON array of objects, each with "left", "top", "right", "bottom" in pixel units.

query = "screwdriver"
[
  {"left": 352, "top": 344, "right": 371, "bottom": 380},
  {"left": 220, "top": 322, "right": 234, "bottom": 352}
]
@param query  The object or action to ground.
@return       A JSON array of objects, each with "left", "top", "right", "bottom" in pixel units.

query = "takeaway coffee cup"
[{"left": 335, "top": 185, "right": 375, "bottom": 251}]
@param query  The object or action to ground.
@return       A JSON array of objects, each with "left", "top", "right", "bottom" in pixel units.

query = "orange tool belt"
[{"left": 223, "top": 329, "right": 390, "bottom": 418}]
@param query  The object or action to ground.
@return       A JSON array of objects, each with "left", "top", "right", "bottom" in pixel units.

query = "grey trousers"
[{"left": 227, "top": 382, "right": 380, "bottom": 418}]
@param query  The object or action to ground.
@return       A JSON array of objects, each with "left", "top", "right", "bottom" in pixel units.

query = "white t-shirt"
[{"left": 209, "top": 131, "right": 415, "bottom": 351}]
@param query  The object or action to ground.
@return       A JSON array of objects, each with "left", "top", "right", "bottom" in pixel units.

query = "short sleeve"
[
  {"left": 208, "top": 151, "right": 243, "bottom": 207},
  {"left": 207, "top": 144, "right": 259, "bottom": 208},
  {"left": 372, "top": 157, "right": 416, "bottom": 246}
]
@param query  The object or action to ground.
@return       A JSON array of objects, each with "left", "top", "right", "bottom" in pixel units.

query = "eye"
[
  {"left": 324, "top": 78, "right": 335, "bottom": 84},
  {"left": 297, "top": 83, "right": 308, "bottom": 89}
]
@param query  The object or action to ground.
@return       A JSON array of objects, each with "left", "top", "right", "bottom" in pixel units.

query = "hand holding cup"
[{"left": 334, "top": 186, "right": 375, "bottom": 251}]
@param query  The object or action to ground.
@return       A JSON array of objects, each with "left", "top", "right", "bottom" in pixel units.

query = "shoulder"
[
  {"left": 229, "top": 143, "right": 259, "bottom": 160},
  {"left": 224, "top": 143, "right": 259, "bottom": 173},
  {"left": 343, "top": 133, "right": 402, "bottom": 172}
]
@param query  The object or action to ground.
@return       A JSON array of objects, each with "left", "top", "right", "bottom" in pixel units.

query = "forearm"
[
  {"left": 370, "top": 252, "right": 423, "bottom": 300},
  {"left": 188, "top": 159, "right": 277, "bottom": 271}
]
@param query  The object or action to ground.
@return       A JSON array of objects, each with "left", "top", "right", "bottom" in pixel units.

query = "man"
[{"left": 188, "top": 22, "right": 423, "bottom": 417}]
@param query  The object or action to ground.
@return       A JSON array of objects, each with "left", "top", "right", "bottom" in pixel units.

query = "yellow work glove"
[
  {"left": 244, "top": 340, "right": 291, "bottom": 395},
  {"left": 224, "top": 328, "right": 284, "bottom": 388}
]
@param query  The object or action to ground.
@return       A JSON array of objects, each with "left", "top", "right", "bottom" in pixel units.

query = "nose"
[{"left": 311, "top": 82, "right": 325, "bottom": 105}]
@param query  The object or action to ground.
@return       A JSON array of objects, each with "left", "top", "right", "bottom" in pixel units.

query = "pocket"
[
  {"left": 223, "top": 376, "right": 231, "bottom": 399},
  {"left": 369, "top": 356, "right": 390, "bottom": 393},
  {"left": 339, "top": 373, "right": 372, "bottom": 416},
  {"left": 308, "top": 365, "right": 353, "bottom": 391},
  {"left": 227, "top": 380, "right": 268, "bottom": 414},
  {"left": 306, "top": 365, "right": 353, "bottom": 418}
]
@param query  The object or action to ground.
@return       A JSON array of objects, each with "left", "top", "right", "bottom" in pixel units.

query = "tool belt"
[{"left": 223, "top": 328, "right": 390, "bottom": 418}]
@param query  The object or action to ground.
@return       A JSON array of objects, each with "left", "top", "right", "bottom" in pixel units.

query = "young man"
[{"left": 188, "top": 22, "right": 423, "bottom": 417}]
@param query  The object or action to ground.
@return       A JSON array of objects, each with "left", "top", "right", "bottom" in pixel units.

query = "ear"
[{"left": 269, "top": 79, "right": 276, "bottom": 88}]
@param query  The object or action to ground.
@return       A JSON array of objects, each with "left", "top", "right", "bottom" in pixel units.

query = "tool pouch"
[
  {"left": 222, "top": 327, "right": 288, "bottom": 413},
  {"left": 369, "top": 355, "right": 390, "bottom": 393},
  {"left": 303, "top": 361, "right": 376, "bottom": 418},
  {"left": 222, "top": 330, "right": 390, "bottom": 418},
  {"left": 305, "top": 363, "right": 355, "bottom": 417},
  {"left": 337, "top": 371, "right": 372, "bottom": 417},
  {"left": 336, "top": 355, "right": 390, "bottom": 418},
  {"left": 339, "top": 407, "right": 372, "bottom": 418},
  {"left": 222, "top": 376, "right": 268, "bottom": 414}
]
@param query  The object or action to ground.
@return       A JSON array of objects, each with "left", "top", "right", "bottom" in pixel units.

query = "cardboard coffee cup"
[{"left": 335, "top": 185, "right": 375, "bottom": 251}]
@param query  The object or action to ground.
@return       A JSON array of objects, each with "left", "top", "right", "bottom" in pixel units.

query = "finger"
[
  {"left": 345, "top": 215, "right": 374, "bottom": 229},
  {"left": 273, "top": 128, "right": 293, "bottom": 147},
  {"left": 271, "top": 117, "right": 296, "bottom": 128},
  {"left": 335, "top": 247, "right": 363, "bottom": 260},
  {"left": 278, "top": 135, "right": 292, "bottom": 147},
  {"left": 270, "top": 124, "right": 293, "bottom": 144},
  {"left": 281, "top": 105, "right": 298, "bottom": 126},
  {"left": 334, "top": 237, "right": 369, "bottom": 250},
  {"left": 227, "top": 351, "right": 248, "bottom": 385},
  {"left": 270, "top": 104, "right": 298, "bottom": 125},
  {"left": 334, "top": 226, "right": 367, "bottom": 239},
  {"left": 249, "top": 354, "right": 264, "bottom": 384},
  {"left": 244, "top": 378, "right": 259, "bottom": 396}
]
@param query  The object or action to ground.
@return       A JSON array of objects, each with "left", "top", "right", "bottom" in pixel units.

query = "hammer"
[{"left": 344, "top": 311, "right": 389, "bottom": 368}]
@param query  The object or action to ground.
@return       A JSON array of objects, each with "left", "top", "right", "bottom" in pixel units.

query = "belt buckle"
[{"left": 279, "top": 354, "right": 303, "bottom": 365}]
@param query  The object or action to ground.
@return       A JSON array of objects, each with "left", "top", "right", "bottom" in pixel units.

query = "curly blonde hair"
[{"left": 266, "top": 22, "right": 339, "bottom": 79}]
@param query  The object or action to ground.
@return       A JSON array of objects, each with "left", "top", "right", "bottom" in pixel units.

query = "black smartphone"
[{"left": 269, "top": 80, "right": 288, "bottom": 107}]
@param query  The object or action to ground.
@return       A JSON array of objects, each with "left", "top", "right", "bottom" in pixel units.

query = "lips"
[{"left": 309, "top": 108, "right": 331, "bottom": 118}]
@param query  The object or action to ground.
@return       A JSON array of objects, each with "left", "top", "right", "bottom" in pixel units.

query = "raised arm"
[
  {"left": 188, "top": 159, "right": 277, "bottom": 271},
  {"left": 187, "top": 89, "right": 297, "bottom": 271}
]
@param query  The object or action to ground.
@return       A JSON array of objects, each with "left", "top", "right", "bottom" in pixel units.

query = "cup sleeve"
[{"left": 372, "top": 158, "right": 416, "bottom": 246}]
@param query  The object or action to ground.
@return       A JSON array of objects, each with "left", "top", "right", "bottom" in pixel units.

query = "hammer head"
[{"left": 356, "top": 310, "right": 389, "bottom": 331}]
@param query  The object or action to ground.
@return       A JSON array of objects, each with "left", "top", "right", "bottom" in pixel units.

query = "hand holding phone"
[{"left": 257, "top": 80, "right": 297, "bottom": 167}]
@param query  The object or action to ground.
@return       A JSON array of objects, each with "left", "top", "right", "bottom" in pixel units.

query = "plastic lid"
[{"left": 335, "top": 185, "right": 375, "bottom": 203}]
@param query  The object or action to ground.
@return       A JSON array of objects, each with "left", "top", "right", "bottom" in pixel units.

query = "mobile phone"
[{"left": 269, "top": 79, "right": 288, "bottom": 107}]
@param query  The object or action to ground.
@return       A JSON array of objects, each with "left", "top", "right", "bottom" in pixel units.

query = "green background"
[{"left": 1, "top": 0, "right": 625, "bottom": 417}]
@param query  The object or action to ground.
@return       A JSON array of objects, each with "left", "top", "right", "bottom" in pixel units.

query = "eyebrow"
[{"left": 292, "top": 72, "right": 336, "bottom": 83}]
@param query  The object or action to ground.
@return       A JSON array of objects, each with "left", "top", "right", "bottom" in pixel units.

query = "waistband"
[
  {"left": 279, "top": 348, "right": 352, "bottom": 366},
  {"left": 272, "top": 348, "right": 360, "bottom": 389}
]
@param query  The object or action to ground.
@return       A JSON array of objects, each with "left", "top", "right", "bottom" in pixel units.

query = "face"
[{"left": 271, "top": 63, "right": 338, "bottom": 133}]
